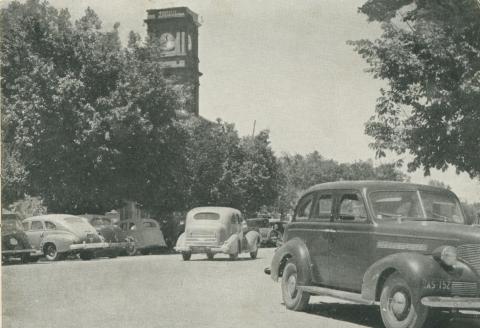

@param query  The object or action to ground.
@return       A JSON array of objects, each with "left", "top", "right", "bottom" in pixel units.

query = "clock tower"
[{"left": 145, "top": 7, "right": 201, "bottom": 116}]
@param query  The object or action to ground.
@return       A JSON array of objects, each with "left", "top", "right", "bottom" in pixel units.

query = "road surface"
[{"left": 2, "top": 248, "right": 479, "bottom": 328}]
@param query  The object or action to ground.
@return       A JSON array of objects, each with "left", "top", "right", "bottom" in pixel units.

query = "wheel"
[
  {"left": 281, "top": 261, "right": 310, "bottom": 311},
  {"left": 380, "top": 272, "right": 429, "bottom": 328},
  {"left": 207, "top": 252, "right": 214, "bottom": 260},
  {"left": 125, "top": 239, "right": 137, "bottom": 256},
  {"left": 269, "top": 231, "right": 282, "bottom": 247},
  {"left": 182, "top": 252, "right": 191, "bottom": 261},
  {"left": 79, "top": 251, "right": 95, "bottom": 261},
  {"left": 44, "top": 243, "right": 62, "bottom": 261}
]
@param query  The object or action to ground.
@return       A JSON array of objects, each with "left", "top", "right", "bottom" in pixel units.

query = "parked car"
[
  {"left": 247, "top": 217, "right": 285, "bottom": 247},
  {"left": 175, "top": 207, "right": 261, "bottom": 261},
  {"left": 118, "top": 218, "right": 167, "bottom": 255},
  {"left": 23, "top": 214, "right": 109, "bottom": 261},
  {"left": 2, "top": 212, "right": 41, "bottom": 263},
  {"left": 81, "top": 214, "right": 135, "bottom": 257},
  {"left": 265, "top": 181, "right": 480, "bottom": 328}
]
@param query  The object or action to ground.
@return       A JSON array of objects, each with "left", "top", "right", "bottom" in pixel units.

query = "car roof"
[
  {"left": 23, "top": 214, "right": 83, "bottom": 223},
  {"left": 188, "top": 207, "right": 241, "bottom": 217},
  {"left": 302, "top": 180, "right": 454, "bottom": 196}
]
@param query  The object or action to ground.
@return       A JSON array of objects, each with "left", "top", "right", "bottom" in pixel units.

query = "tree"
[
  {"left": 1, "top": 0, "right": 187, "bottom": 215},
  {"left": 276, "top": 151, "right": 406, "bottom": 216},
  {"left": 349, "top": 0, "right": 480, "bottom": 177}
]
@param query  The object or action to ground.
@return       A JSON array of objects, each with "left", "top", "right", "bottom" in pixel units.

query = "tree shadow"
[{"left": 304, "top": 302, "right": 480, "bottom": 328}]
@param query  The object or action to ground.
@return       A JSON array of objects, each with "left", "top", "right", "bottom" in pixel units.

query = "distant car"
[
  {"left": 23, "top": 214, "right": 109, "bottom": 261},
  {"left": 2, "top": 213, "right": 41, "bottom": 264},
  {"left": 175, "top": 207, "right": 261, "bottom": 261},
  {"left": 119, "top": 218, "right": 167, "bottom": 255},
  {"left": 266, "top": 181, "right": 480, "bottom": 328},
  {"left": 247, "top": 217, "right": 285, "bottom": 247},
  {"left": 82, "top": 214, "right": 135, "bottom": 257}
]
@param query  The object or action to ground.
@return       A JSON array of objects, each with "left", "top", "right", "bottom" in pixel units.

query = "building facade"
[{"left": 145, "top": 7, "right": 201, "bottom": 116}]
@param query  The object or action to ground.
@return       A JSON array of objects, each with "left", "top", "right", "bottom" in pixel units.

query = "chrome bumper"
[
  {"left": 421, "top": 296, "right": 480, "bottom": 309},
  {"left": 2, "top": 249, "right": 36, "bottom": 255},
  {"left": 69, "top": 242, "right": 109, "bottom": 250},
  {"left": 175, "top": 244, "right": 229, "bottom": 254}
]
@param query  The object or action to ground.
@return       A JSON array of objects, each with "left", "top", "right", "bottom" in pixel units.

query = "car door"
[
  {"left": 327, "top": 190, "right": 375, "bottom": 291},
  {"left": 25, "top": 220, "right": 45, "bottom": 250},
  {"left": 288, "top": 191, "right": 334, "bottom": 286}
]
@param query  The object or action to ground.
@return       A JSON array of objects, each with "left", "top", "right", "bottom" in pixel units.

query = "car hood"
[{"left": 377, "top": 220, "right": 480, "bottom": 245}]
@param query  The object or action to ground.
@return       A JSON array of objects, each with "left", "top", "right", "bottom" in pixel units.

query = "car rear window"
[
  {"left": 193, "top": 212, "right": 220, "bottom": 220},
  {"left": 143, "top": 221, "right": 157, "bottom": 228}
]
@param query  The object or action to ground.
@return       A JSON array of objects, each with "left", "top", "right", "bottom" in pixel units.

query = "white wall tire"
[{"left": 281, "top": 262, "right": 310, "bottom": 311}]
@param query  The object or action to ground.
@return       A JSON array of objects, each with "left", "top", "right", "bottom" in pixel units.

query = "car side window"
[
  {"left": 338, "top": 193, "right": 367, "bottom": 222},
  {"left": 31, "top": 221, "right": 44, "bottom": 230},
  {"left": 295, "top": 194, "right": 314, "bottom": 221},
  {"left": 311, "top": 193, "right": 333, "bottom": 221},
  {"left": 45, "top": 221, "right": 56, "bottom": 230}
]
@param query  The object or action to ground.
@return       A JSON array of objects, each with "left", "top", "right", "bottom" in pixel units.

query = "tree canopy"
[{"left": 350, "top": 0, "right": 480, "bottom": 177}]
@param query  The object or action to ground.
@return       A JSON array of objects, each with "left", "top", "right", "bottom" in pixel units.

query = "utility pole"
[{"left": 252, "top": 120, "right": 256, "bottom": 138}]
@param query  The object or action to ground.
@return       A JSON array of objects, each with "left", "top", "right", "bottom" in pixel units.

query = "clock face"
[{"left": 159, "top": 33, "right": 176, "bottom": 51}]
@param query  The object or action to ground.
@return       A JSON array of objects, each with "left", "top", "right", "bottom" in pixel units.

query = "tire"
[
  {"left": 182, "top": 252, "right": 191, "bottom": 261},
  {"left": 44, "top": 243, "right": 62, "bottom": 261},
  {"left": 281, "top": 261, "right": 310, "bottom": 311},
  {"left": 229, "top": 241, "right": 240, "bottom": 260},
  {"left": 380, "top": 272, "right": 429, "bottom": 328},
  {"left": 125, "top": 239, "right": 137, "bottom": 256},
  {"left": 79, "top": 251, "right": 95, "bottom": 261},
  {"left": 207, "top": 252, "right": 214, "bottom": 260}
]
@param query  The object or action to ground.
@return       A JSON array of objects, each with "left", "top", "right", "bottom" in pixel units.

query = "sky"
[{"left": 5, "top": 0, "right": 480, "bottom": 202}]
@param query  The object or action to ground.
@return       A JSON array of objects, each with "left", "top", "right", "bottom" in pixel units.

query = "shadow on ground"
[{"left": 305, "top": 302, "right": 480, "bottom": 328}]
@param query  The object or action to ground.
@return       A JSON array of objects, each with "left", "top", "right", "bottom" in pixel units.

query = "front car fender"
[
  {"left": 244, "top": 230, "right": 260, "bottom": 252},
  {"left": 362, "top": 252, "right": 479, "bottom": 301},
  {"left": 270, "top": 237, "right": 312, "bottom": 284}
]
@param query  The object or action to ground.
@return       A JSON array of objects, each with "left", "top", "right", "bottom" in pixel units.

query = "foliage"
[
  {"left": 7, "top": 195, "right": 47, "bottom": 219},
  {"left": 1, "top": 0, "right": 186, "bottom": 214},
  {"left": 276, "top": 151, "right": 407, "bottom": 215},
  {"left": 350, "top": 0, "right": 480, "bottom": 177},
  {"left": 182, "top": 118, "right": 279, "bottom": 216},
  {"left": 462, "top": 202, "right": 480, "bottom": 225}
]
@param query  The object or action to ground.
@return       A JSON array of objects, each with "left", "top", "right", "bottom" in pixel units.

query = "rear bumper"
[
  {"left": 421, "top": 296, "right": 480, "bottom": 310},
  {"left": 175, "top": 244, "right": 229, "bottom": 254},
  {"left": 69, "top": 242, "right": 109, "bottom": 250}
]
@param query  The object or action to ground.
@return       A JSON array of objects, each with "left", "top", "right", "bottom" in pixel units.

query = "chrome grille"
[
  {"left": 451, "top": 282, "right": 478, "bottom": 297},
  {"left": 458, "top": 244, "right": 480, "bottom": 274}
]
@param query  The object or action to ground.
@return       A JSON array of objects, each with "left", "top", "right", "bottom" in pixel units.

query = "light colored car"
[
  {"left": 175, "top": 207, "right": 261, "bottom": 261},
  {"left": 23, "top": 214, "right": 109, "bottom": 261},
  {"left": 118, "top": 218, "right": 167, "bottom": 255}
]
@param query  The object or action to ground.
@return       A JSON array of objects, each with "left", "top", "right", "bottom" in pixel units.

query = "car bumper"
[
  {"left": 421, "top": 296, "right": 480, "bottom": 310},
  {"left": 69, "top": 242, "right": 110, "bottom": 250},
  {"left": 2, "top": 249, "right": 36, "bottom": 255},
  {"left": 175, "top": 244, "right": 229, "bottom": 254}
]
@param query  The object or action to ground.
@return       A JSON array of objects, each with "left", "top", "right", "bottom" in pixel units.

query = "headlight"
[
  {"left": 9, "top": 238, "right": 18, "bottom": 246},
  {"left": 440, "top": 246, "right": 457, "bottom": 267}
]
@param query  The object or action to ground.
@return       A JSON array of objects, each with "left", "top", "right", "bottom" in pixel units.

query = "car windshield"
[
  {"left": 370, "top": 190, "right": 464, "bottom": 224},
  {"left": 193, "top": 212, "right": 220, "bottom": 220}
]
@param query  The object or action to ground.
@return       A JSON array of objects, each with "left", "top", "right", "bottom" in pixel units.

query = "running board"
[{"left": 297, "top": 285, "right": 375, "bottom": 305}]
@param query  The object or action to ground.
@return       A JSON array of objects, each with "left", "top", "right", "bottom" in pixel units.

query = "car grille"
[
  {"left": 451, "top": 282, "right": 479, "bottom": 297},
  {"left": 457, "top": 244, "right": 480, "bottom": 274}
]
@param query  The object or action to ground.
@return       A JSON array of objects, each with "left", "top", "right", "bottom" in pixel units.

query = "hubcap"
[
  {"left": 46, "top": 246, "right": 56, "bottom": 258},
  {"left": 287, "top": 274, "right": 297, "bottom": 297},
  {"left": 390, "top": 290, "right": 410, "bottom": 321}
]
